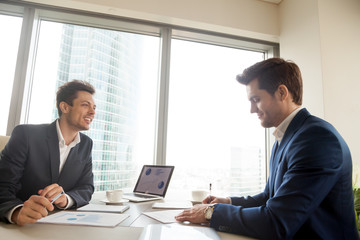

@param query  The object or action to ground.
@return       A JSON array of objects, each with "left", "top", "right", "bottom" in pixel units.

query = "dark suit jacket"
[
  {"left": 210, "top": 109, "right": 358, "bottom": 239},
  {"left": 0, "top": 121, "right": 94, "bottom": 222}
]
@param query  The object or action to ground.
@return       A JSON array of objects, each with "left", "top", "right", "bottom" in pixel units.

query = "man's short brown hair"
[
  {"left": 236, "top": 58, "right": 303, "bottom": 105},
  {"left": 56, "top": 80, "right": 95, "bottom": 117}
]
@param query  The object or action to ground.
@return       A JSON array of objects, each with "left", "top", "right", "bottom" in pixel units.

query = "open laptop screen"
[{"left": 133, "top": 165, "right": 174, "bottom": 196}]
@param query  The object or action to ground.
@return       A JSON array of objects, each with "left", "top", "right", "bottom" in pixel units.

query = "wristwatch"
[{"left": 204, "top": 203, "right": 216, "bottom": 221}]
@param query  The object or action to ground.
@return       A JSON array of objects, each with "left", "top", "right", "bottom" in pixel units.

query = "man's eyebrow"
[{"left": 81, "top": 100, "right": 96, "bottom": 107}]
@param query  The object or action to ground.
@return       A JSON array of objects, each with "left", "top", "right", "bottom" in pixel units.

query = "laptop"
[{"left": 123, "top": 165, "right": 175, "bottom": 202}]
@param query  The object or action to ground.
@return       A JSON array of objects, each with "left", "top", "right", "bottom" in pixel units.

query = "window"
[
  {"left": 166, "top": 39, "right": 266, "bottom": 197},
  {"left": 0, "top": 13, "right": 22, "bottom": 135},
  {"left": 28, "top": 20, "right": 160, "bottom": 191},
  {"left": 1, "top": 3, "right": 278, "bottom": 195}
]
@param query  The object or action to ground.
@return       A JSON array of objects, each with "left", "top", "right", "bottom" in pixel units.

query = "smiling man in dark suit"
[
  {"left": 176, "top": 58, "right": 358, "bottom": 239},
  {"left": 0, "top": 80, "right": 96, "bottom": 226}
]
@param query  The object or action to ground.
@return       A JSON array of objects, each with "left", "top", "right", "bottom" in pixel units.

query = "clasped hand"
[{"left": 12, "top": 183, "right": 67, "bottom": 226}]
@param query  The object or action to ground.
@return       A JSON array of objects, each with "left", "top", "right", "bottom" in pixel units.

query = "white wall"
[
  {"left": 279, "top": 0, "right": 324, "bottom": 117},
  {"left": 25, "top": 0, "right": 279, "bottom": 42},
  {"left": 318, "top": 0, "right": 360, "bottom": 166},
  {"left": 280, "top": 0, "right": 360, "bottom": 165}
]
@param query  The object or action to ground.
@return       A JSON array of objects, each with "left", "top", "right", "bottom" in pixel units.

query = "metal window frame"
[{"left": 1, "top": 1, "right": 278, "bottom": 181}]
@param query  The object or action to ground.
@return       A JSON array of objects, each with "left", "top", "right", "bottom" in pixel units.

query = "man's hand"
[
  {"left": 38, "top": 183, "right": 67, "bottom": 208},
  {"left": 175, "top": 204, "right": 209, "bottom": 224},
  {"left": 202, "top": 195, "right": 231, "bottom": 204},
  {"left": 11, "top": 195, "right": 54, "bottom": 226}
]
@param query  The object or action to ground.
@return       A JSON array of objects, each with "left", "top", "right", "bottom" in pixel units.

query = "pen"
[
  {"left": 51, "top": 191, "right": 64, "bottom": 204},
  {"left": 208, "top": 183, "right": 212, "bottom": 203}
]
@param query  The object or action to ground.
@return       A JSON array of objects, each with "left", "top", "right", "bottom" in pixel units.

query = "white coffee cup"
[
  {"left": 191, "top": 190, "right": 209, "bottom": 202},
  {"left": 106, "top": 189, "right": 123, "bottom": 202}
]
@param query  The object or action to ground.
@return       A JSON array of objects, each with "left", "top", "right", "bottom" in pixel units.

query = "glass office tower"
[
  {"left": 230, "top": 147, "right": 265, "bottom": 196},
  {"left": 55, "top": 25, "right": 142, "bottom": 191}
]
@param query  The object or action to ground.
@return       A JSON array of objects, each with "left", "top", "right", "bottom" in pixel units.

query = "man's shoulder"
[
  {"left": 79, "top": 132, "right": 93, "bottom": 145},
  {"left": 14, "top": 122, "right": 50, "bottom": 129},
  {"left": 295, "top": 113, "right": 347, "bottom": 148},
  {"left": 13, "top": 122, "right": 53, "bottom": 135},
  {"left": 303, "top": 114, "right": 337, "bottom": 132},
  {"left": 294, "top": 108, "right": 335, "bottom": 131}
]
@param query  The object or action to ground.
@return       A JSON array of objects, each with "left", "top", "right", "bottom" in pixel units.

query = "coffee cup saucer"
[{"left": 101, "top": 199, "right": 129, "bottom": 205}]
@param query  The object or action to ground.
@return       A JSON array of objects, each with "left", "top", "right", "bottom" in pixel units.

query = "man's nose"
[{"left": 250, "top": 103, "right": 257, "bottom": 113}]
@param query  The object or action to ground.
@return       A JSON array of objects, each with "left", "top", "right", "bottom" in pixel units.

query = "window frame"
[{"left": 1, "top": 1, "right": 278, "bottom": 184}]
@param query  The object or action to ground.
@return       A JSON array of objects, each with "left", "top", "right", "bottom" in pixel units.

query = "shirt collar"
[
  {"left": 273, "top": 107, "right": 303, "bottom": 144},
  {"left": 56, "top": 119, "right": 81, "bottom": 147}
]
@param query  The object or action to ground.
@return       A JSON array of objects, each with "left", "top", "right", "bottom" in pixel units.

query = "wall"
[
  {"left": 24, "top": 0, "right": 279, "bottom": 42},
  {"left": 280, "top": 0, "right": 360, "bottom": 165},
  {"left": 279, "top": 0, "right": 324, "bottom": 117},
  {"left": 318, "top": 0, "right": 360, "bottom": 165}
]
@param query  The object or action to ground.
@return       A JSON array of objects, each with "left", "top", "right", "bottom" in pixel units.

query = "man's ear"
[
  {"left": 277, "top": 85, "right": 289, "bottom": 101},
  {"left": 59, "top": 101, "right": 69, "bottom": 115}
]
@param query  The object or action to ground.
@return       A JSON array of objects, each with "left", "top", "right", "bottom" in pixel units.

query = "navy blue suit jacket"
[
  {"left": 210, "top": 109, "right": 358, "bottom": 239},
  {"left": 0, "top": 121, "right": 94, "bottom": 222}
]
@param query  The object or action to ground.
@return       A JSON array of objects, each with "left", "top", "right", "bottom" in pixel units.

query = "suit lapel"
[
  {"left": 46, "top": 121, "right": 60, "bottom": 183},
  {"left": 269, "top": 108, "right": 311, "bottom": 197},
  {"left": 269, "top": 142, "right": 279, "bottom": 197},
  {"left": 278, "top": 109, "right": 310, "bottom": 155}
]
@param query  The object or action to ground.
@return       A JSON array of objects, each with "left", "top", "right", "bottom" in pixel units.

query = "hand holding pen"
[
  {"left": 50, "top": 191, "right": 65, "bottom": 204},
  {"left": 11, "top": 184, "right": 67, "bottom": 225},
  {"left": 203, "top": 183, "right": 232, "bottom": 205},
  {"left": 38, "top": 183, "right": 67, "bottom": 207}
]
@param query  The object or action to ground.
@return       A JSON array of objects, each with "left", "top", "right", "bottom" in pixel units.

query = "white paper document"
[
  {"left": 77, "top": 203, "right": 130, "bottom": 213},
  {"left": 138, "top": 224, "right": 221, "bottom": 240},
  {"left": 37, "top": 211, "right": 129, "bottom": 227},
  {"left": 152, "top": 201, "right": 192, "bottom": 209},
  {"left": 142, "top": 210, "right": 183, "bottom": 223}
]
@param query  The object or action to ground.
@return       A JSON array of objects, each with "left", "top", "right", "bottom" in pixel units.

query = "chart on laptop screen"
[{"left": 135, "top": 166, "right": 173, "bottom": 195}]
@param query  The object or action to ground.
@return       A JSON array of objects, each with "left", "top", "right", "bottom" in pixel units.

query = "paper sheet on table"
[
  {"left": 37, "top": 211, "right": 129, "bottom": 227},
  {"left": 77, "top": 203, "right": 130, "bottom": 213},
  {"left": 138, "top": 224, "right": 221, "bottom": 240},
  {"left": 152, "top": 201, "right": 192, "bottom": 209},
  {"left": 142, "top": 210, "right": 182, "bottom": 223}
]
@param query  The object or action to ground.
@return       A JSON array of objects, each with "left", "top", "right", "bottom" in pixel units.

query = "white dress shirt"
[
  {"left": 273, "top": 107, "right": 303, "bottom": 144},
  {"left": 56, "top": 119, "right": 80, "bottom": 209}
]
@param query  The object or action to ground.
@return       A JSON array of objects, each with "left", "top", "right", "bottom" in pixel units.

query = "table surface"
[{"left": 0, "top": 191, "right": 254, "bottom": 240}]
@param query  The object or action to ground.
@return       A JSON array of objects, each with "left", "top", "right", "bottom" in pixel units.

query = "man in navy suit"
[
  {"left": 176, "top": 58, "right": 358, "bottom": 239},
  {"left": 0, "top": 80, "right": 96, "bottom": 226}
]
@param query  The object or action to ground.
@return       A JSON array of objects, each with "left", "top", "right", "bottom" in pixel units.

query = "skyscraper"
[
  {"left": 230, "top": 146, "right": 265, "bottom": 196},
  {"left": 55, "top": 24, "right": 143, "bottom": 191}
]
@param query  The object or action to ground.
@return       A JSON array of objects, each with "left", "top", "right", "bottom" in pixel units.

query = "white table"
[{"left": 0, "top": 191, "right": 254, "bottom": 240}]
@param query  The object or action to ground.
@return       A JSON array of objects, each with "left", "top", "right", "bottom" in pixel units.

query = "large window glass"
[
  {"left": 28, "top": 20, "right": 160, "bottom": 191},
  {"left": 0, "top": 14, "right": 22, "bottom": 135},
  {"left": 1, "top": 3, "right": 277, "bottom": 195},
  {"left": 166, "top": 39, "right": 266, "bottom": 197}
]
